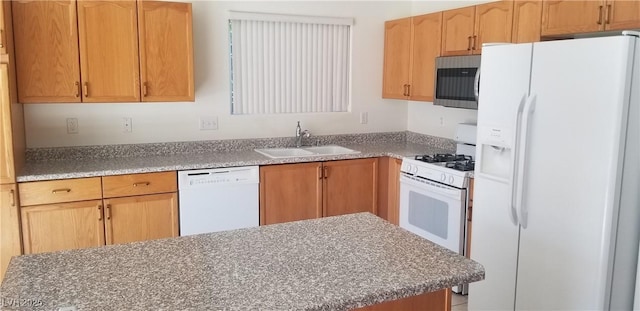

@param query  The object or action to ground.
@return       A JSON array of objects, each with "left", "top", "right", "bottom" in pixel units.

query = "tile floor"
[{"left": 452, "top": 292, "right": 468, "bottom": 311}]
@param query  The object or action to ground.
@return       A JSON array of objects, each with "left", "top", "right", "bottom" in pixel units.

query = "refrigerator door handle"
[
  {"left": 515, "top": 95, "right": 537, "bottom": 229},
  {"left": 510, "top": 94, "right": 528, "bottom": 226}
]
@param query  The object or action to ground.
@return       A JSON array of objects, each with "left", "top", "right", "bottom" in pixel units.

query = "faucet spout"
[{"left": 295, "top": 121, "right": 310, "bottom": 147}]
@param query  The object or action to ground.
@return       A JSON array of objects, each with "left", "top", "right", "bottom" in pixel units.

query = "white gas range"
[{"left": 399, "top": 123, "right": 476, "bottom": 295}]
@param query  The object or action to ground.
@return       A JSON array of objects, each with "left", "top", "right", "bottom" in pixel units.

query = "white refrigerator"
[{"left": 469, "top": 33, "right": 640, "bottom": 310}]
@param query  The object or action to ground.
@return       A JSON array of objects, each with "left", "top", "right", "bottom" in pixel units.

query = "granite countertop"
[
  {"left": 0, "top": 213, "right": 485, "bottom": 311},
  {"left": 17, "top": 132, "right": 455, "bottom": 182}
]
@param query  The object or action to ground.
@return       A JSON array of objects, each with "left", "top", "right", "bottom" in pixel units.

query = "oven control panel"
[{"left": 401, "top": 158, "right": 469, "bottom": 189}]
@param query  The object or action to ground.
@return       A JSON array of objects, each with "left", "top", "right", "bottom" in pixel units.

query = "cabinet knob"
[
  {"left": 597, "top": 5, "right": 604, "bottom": 25},
  {"left": 98, "top": 205, "right": 103, "bottom": 221},
  {"left": 75, "top": 81, "right": 80, "bottom": 98},
  {"left": 83, "top": 82, "right": 89, "bottom": 97},
  {"left": 0, "top": 29, "right": 4, "bottom": 48},
  {"left": 467, "top": 36, "right": 472, "bottom": 51},
  {"left": 471, "top": 35, "right": 477, "bottom": 51},
  {"left": 106, "top": 204, "right": 112, "bottom": 220},
  {"left": 605, "top": 4, "right": 611, "bottom": 24},
  {"left": 51, "top": 188, "right": 71, "bottom": 194},
  {"left": 9, "top": 189, "right": 15, "bottom": 207},
  {"left": 133, "top": 182, "right": 150, "bottom": 187},
  {"left": 142, "top": 82, "right": 148, "bottom": 97},
  {"left": 323, "top": 166, "right": 329, "bottom": 179}
]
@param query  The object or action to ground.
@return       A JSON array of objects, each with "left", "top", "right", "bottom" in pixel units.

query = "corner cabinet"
[
  {"left": 260, "top": 159, "right": 378, "bottom": 225},
  {"left": 382, "top": 13, "right": 442, "bottom": 101},
  {"left": 11, "top": 0, "right": 194, "bottom": 103},
  {"left": 541, "top": 0, "right": 640, "bottom": 37},
  {"left": 138, "top": 1, "right": 194, "bottom": 102}
]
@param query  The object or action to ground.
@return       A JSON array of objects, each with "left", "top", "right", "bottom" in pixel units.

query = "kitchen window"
[{"left": 229, "top": 12, "right": 353, "bottom": 115}]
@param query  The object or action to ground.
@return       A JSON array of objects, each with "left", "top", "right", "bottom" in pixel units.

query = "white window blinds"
[{"left": 229, "top": 12, "right": 352, "bottom": 115}]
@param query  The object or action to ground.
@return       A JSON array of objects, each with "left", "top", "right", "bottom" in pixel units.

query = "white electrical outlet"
[
  {"left": 66, "top": 118, "right": 79, "bottom": 134},
  {"left": 123, "top": 117, "right": 133, "bottom": 133},
  {"left": 440, "top": 116, "right": 445, "bottom": 127},
  {"left": 360, "top": 112, "right": 368, "bottom": 124},
  {"left": 200, "top": 116, "right": 218, "bottom": 130}
]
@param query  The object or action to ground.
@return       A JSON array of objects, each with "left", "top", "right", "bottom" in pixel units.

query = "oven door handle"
[{"left": 400, "top": 174, "right": 463, "bottom": 199}]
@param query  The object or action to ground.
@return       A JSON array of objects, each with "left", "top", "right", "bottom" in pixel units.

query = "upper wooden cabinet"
[
  {"left": 441, "top": 6, "right": 476, "bottom": 56},
  {"left": 541, "top": 0, "right": 640, "bottom": 36},
  {"left": 77, "top": 1, "right": 140, "bottom": 102},
  {"left": 441, "top": 2, "right": 514, "bottom": 56},
  {"left": 382, "top": 18, "right": 411, "bottom": 100},
  {"left": 138, "top": 1, "right": 194, "bottom": 102},
  {"left": 473, "top": 1, "right": 514, "bottom": 54},
  {"left": 382, "top": 13, "right": 442, "bottom": 101},
  {"left": 11, "top": 0, "right": 194, "bottom": 103},
  {"left": 512, "top": 1, "right": 543, "bottom": 43},
  {"left": 12, "top": 0, "right": 81, "bottom": 103}
]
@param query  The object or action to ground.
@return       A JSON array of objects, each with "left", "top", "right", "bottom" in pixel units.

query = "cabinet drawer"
[
  {"left": 19, "top": 177, "right": 102, "bottom": 206},
  {"left": 102, "top": 171, "right": 177, "bottom": 198}
]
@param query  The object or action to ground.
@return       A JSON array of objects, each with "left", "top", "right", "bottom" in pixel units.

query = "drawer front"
[
  {"left": 102, "top": 171, "right": 177, "bottom": 198},
  {"left": 19, "top": 177, "right": 103, "bottom": 206}
]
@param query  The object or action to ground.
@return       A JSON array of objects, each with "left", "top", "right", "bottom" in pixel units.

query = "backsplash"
[{"left": 25, "top": 131, "right": 455, "bottom": 162}]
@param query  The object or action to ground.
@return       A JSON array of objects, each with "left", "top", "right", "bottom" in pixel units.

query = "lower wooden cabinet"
[
  {"left": 260, "top": 158, "right": 378, "bottom": 225},
  {"left": 376, "top": 157, "right": 402, "bottom": 225},
  {"left": 354, "top": 288, "right": 451, "bottom": 311},
  {"left": 104, "top": 193, "right": 178, "bottom": 245},
  {"left": 21, "top": 200, "right": 105, "bottom": 254},
  {"left": 1, "top": 184, "right": 22, "bottom": 280},
  {"left": 18, "top": 173, "right": 179, "bottom": 254}
]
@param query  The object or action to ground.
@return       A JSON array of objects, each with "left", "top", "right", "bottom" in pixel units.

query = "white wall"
[
  {"left": 23, "top": 0, "right": 496, "bottom": 148},
  {"left": 24, "top": 1, "right": 414, "bottom": 148}
]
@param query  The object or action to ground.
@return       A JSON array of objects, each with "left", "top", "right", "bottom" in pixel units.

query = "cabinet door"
[
  {"left": 0, "top": 64, "right": 14, "bottom": 184},
  {"left": 605, "top": 0, "right": 640, "bottom": 30},
  {"left": 382, "top": 18, "right": 411, "bottom": 100},
  {"left": 441, "top": 6, "right": 475, "bottom": 56},
  {"left": 1, "top": 184, "right": 22, "bottom": 281},
  {"left": 77, "top": 1, "right": 140, "bottom": 102},
  {"left": 473, "top": 1, "right": 514, "bottom": 54},
  {"left": 409, "top": 13, "right": 441, "bottom": 102},
  {"left": 260, "top": 163, "right": 323, "bottom": 225},
  {"left": 0, "top": 1, "right": 6, "bottom": 55},
  {"left": 512, "top": 1, "right": 543, "bottom": 43},
  {"left": 21, "top": 200, "right": 105, "bottom": 254},
  {"left": 104, "top": 193, "right": 179, "bottom": 245},
  {"left": 541, "top": 0, "right": 605, "bottom": 36},
  {"left": 376, "top": 157, "right": 402, "bottom": 225},
  {"left": 11, "top": 0, "right": 81, "bottom": 103},
  {"left": 138, "top": 1, "right": 194, "bottom": 102},
  {"left": 323, "top": 158, "right": 378, "bottom": 217}
]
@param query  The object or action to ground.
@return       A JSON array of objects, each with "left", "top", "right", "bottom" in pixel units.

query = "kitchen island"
[{"left": 0, "top": 213, "right": 484, "bottom": 310}]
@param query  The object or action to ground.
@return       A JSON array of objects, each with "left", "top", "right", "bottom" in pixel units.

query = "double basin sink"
[{"left": 255, "top": 145, "right": 360, "bottom": 159}]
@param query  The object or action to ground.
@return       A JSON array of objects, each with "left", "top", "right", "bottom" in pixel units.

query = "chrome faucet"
[{"left": 295, "top": 121, "right": 311, "bottom": 148}]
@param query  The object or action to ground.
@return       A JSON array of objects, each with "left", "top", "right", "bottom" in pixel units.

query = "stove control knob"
[
  {"left": 440, "top": 173, "right": 446, "bottom": 182},
  {"left": 412, "top": 166, "right": 419, "bottom": 174},
  {"left": 449, "top": 176, "right": 455, "bottom": 184},
  {"left": 406, "top": 164, "right": 413, "bottom": 173}
]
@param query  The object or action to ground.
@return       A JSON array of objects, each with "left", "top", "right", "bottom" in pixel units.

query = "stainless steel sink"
[{"left": 255, "top": 145, "right": 360, "bottom": 159}]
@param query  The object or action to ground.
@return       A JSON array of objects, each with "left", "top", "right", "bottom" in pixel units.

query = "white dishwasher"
[{"left": 178, "top": 166, "right": 259, "bottom": 236}]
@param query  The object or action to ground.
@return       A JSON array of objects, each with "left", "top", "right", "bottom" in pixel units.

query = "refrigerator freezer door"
[
  {"left": 469, "top": 43, "right": 533, "bottom": 311},
  {"left": 514, "top": 36, "right": 637, "bottom": 310}
]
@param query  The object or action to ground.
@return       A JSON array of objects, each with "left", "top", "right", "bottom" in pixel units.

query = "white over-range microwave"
[{"left": 434, "top": 55, "right": 481, "bottom": 110}]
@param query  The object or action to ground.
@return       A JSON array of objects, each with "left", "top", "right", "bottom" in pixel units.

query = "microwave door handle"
[{"left": 474, "top": 68, "right": 481, "bottom": 101}]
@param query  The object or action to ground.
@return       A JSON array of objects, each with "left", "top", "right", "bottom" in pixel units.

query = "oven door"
[{"left": 399, "top": 174, "right": 466, "bottom": 254}]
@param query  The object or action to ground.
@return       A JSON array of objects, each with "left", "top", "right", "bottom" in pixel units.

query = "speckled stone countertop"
[
  {"left": 0, "top": 213, "right": 484, "bottom": 311},
  {"left": 18, "top": 132, "right": 455, "bottom": 182}
]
